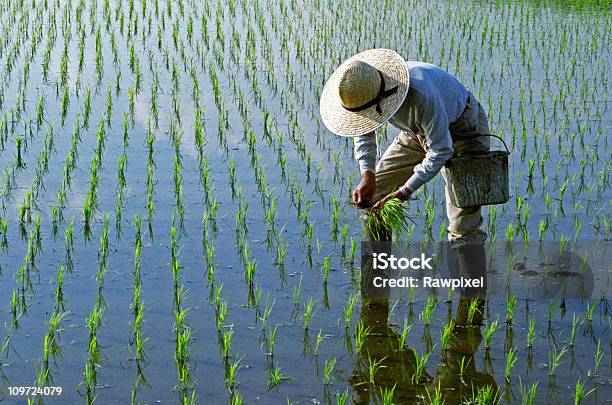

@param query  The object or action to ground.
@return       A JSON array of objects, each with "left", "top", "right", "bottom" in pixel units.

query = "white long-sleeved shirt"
[{"left": 354, "top": 61, "right": 470, "bottom": 193}]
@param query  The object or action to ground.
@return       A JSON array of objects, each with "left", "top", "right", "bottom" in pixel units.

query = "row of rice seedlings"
[
  {"left": 51, "top": 114, "right": 84, "bottom": 232},
  {"left": 80, "top": 218, "right": 111, "bottom": 403},
  {"left": 233, "top": 187, "right": 255, "bottom": 291},
  {"left": 227, "top": 102, "right": 295, "bottom": 273},
  {"left": 170, "top": 119, "right": 185, "bottom": 228},
  {"left": 210, "top": 283, "right": 247, "bottom": 403},
  {"left": 82, "top": 115, "right": 109, "bottom": 240},
  {"left": 4, "top": 226, "right": 43, "bottom": 349},
  {"left": 35, "top": 308, "right": 66, "bottom": 387},
  {"left": 17, "top": 125, "right": 55, "bottom": 225},
  {"left": 145, "top": 119, "right": 156, "bottom": 227},
  {"left": 170, "top": 221, "right": 196, "bottom": 403},
  {"left": 192, "top": 99, "right": 242, "bottom": 393},
  {"left": 114, "top": 114, "right": 130, "bottom": 234},
  {"left": 1, "top": 289, "right": 19, "bottom": 357},
  {"left": 0, "top": 225, "right": 41, "bottom": 356},
  {"left": 130, "top": 215, "right": 149, "bottom": 401},
  {"left": 63, "top": 217, "right": 75, "bottom": 272},
  {"left": 0, "top": 109, "right": 40, "bottom": 208}
]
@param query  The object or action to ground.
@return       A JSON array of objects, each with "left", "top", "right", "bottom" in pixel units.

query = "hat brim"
[{"left": 320, "top": 49, "right": 410, "bottom": 137}]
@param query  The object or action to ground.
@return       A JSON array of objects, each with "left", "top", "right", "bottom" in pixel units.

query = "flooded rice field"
[{"left": 0, "top": 0, "right": 610, "bottom": 403}]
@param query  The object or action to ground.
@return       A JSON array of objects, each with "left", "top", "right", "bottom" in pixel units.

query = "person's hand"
[
  {"left": 372, "top": 189, "right": 409, "bottom": 211},
  {"left": 352, "top": 171, "right": 376, "bottom": 208}
]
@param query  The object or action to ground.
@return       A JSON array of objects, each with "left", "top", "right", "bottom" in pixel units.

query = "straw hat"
[{"left": 320, "top": 49, "right": 410, "bottom": 137}]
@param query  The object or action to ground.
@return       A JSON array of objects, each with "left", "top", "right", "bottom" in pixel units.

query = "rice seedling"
[
  {"left": 584, "top": 301, "right": 596, "bottom": 322},
  {"left": 425, "top": 381, "right": 444, "bottom": 405},
  {"left": 366, "top": 354, "right": 386, "bottom": 385},
  {"left": 569, "top": 313, "right": 584, "bottom": 347},
  {"left": 323, "top": 358, "right": 336, "bottom": 385},
  {"left": 342, "top": 292, "right": 359, "bottom": 330},
  {"left": 312, "top": 329, "right": 326, "bottom": 356},
  {"left": 412, "top": 350, "right": 430, "bottom": 383},
  {"left": 467, "top": 297, "right": 482, "bottom": 324},
  {"left": 302, "top": 297, "right": 315, "bottom": 330},
  {"left": 470, "top": 384, "right": 501, "bottom": 405},
  {"left": 0, "top": 218, "right": 8, "bottom": 249},
  {"left": 275, "top": 240, "right": 288, "bottom": 267},
  {"left": 15, "top": 137, "right": 25, "bottom": 169},
  {"left": 365, "top": 199, "right": 411, "bottom": 240},
  {"left": 548, "top": 344, "right": 568, "bottom": 377},
  {"left": 379, "top": 384, "right": 396, "bottom": 405},
  {"left": 221, "top": 328, "right": 233, "bottom": 359},
  {"left": 55, "top": 265, "right": 65, "bottom": 312},
  {"left": 484, "top": 318, "right": 498, "bottom": 350},
  {"left": 266, "top": 324, "right": 278, "bottom": 357},
  {"left": 527, "top": 315, "right": 536, "bottom": 348},
  {"left": 420, "top": 295, "right": 437, "bottom": 326},
  {"left": 225, "top": 358, "right": 241, "bottom": 391},
  {"left": 589, "top": 339, "right": 603, "bottom": 376},
  {"left": 322, "top": 255, "right": 331, "bottom": 285},
  {"left": 574, "top": 379, "right": 594, "bottom": 405},
  {"left": 347, "top": 238, "right": 357, "bottom": 264},
  {"left": 398, "top": 317, "right": 412, "bottom": 349},
  {"left": 505, "top": 347, "right": 518, "bottom": 381},
  {"left": 268, "top": 364, "right": 290, "bottom": 388},
  {"left": 440, "top": 319, "right": 454, "bottom": 351},
  {"left": 291, "top": 274, "right": 303, "bottom": 307},
  {"left": 506, "top": 294, "right": 517, "bottom": 324},
  {"left": 518, "top": 379, "right": 538, "bottom": 405},
  {"left": 458, "top": 355, "right": 471, "bottom": 383},
  {"left": 354, "top": 320, "right": 372, "bottom": 354}
]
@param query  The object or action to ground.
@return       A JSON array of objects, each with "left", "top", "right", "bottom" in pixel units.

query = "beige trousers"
[{"left": 373, "top": 96, "right": 490, "bottom": 242}]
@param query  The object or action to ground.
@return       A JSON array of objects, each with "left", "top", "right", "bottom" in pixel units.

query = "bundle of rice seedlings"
[{"left": 365, "top": 199, "right": 411, "bottom": 241}]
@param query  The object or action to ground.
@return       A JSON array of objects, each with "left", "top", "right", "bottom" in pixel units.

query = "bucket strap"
[
  {"left": 406, "top": 131, "right": 510, "bottom": 154},
  {"left": 451, "top": 132, "right": 510, "bottom": 153}
]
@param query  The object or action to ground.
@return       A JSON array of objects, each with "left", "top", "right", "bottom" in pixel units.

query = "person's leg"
[
  {"left": 362, "top": 130, "right": 426, "bottom": 243},
  {"left": 443, "top": 97, "right": 491, "bottom": 242},
  {"left": 373, "top": 130, "right": 427, "bottom": 202}
]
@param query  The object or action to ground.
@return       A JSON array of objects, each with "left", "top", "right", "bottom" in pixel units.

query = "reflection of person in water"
[
  {"left": 349, "top": 236, "right": 497, "bottom": 403},
  {"left": 427, "top": 242, "right": 498, "bottom": 403}
]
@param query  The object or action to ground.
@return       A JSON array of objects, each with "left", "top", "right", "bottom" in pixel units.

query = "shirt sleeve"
[
  {"left": 353, "top": 131, "right": 377, "bottom": 173},
  {"left": 402, "top": 92, "right": 454, "bottom": 193}
]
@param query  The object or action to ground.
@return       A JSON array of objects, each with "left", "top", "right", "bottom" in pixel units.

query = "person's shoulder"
[
  {"left": 404, "top": 72, "right": 436, "bottom": 104},
  {"left": 406, "top": 61, "right": 442, "bottom": 75}
]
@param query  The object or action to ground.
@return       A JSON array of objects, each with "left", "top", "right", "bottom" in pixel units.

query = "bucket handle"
[{"left": 452, "top": 132, "right": 510, "bottom": 153}]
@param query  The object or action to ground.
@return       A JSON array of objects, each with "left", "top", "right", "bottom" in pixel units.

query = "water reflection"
[{"left": 350, "top": 239, "right": 497, "bottom": 403}]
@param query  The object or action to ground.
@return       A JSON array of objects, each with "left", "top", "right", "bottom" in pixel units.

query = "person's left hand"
[{"left": 372, "top": 189, "right": 408, "bottom": 210}]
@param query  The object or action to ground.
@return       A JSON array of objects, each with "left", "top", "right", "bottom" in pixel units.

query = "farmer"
[{"left": 320, "top": 49, "right": 490, "bottom": 242}]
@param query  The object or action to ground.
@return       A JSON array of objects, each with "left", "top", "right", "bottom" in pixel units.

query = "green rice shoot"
[{"left": 365, "top": 199, "right": 411, "bottom": 241}]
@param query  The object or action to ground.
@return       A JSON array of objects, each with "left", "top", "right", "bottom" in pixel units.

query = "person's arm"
[
  {"left": 400, "top": 92, "right": 454, "bottom": 195},
  {"left": 353, "top": 131, "right": 376, "bottom": 174},
  {"left": 352, "top": 132, "right": 377, "bottom": 207}
]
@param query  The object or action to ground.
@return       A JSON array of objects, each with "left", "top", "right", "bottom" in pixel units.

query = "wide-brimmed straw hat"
[{"left": 320, "top": 49, "right": 410, "bottom": 137}]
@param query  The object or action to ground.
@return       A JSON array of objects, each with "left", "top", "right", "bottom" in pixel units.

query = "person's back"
[{"left": 396, "top": 61, "right": 468, "bottom": 128}]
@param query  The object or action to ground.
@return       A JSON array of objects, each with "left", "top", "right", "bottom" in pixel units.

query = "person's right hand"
[{"left": 352, "top": 171, "right": 376, "bottom": 208}]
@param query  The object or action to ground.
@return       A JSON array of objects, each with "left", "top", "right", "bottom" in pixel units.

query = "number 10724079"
[{"left": 8, "top": 386, "right": 63, "bottom": 396}]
